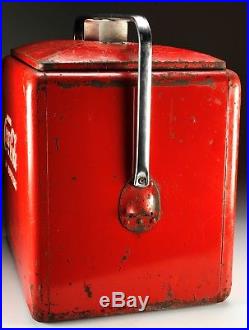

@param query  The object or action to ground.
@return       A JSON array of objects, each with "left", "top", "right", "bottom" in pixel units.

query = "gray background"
[{"left": 2, "top": 2, "right": 247, "bottom": 328}]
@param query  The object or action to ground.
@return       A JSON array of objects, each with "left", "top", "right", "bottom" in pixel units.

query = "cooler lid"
[{"left": 12, "top": 40, "right": 226, "bottom": 72}]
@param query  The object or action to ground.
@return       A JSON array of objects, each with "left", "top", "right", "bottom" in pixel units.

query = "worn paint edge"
[
  {"left": 219, "top": 70, "right": 241, "bottom": 299},
  {"left": 54, "top": 77, "right": 216, "bottom": 89},
  {"left": 31, "top": 290, "right": 230, "bottom": 323}
]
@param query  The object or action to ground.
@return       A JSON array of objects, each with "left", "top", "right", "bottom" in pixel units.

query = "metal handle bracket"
[{"left": 74, "top": 15, "right": 152, "bottom": 188}]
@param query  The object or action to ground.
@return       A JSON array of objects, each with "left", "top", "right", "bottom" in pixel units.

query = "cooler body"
[{"left": 3, "top": 39, "right": 240, "bottom": 322}]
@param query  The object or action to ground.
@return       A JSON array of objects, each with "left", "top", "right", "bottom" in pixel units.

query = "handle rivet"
[{"left": 138, "top": 177, "right": 146, "bottom": 185}]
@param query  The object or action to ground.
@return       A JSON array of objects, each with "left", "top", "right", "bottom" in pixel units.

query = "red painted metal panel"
[{"left": 3, "top": 52, "right": 240, "bottom": 322}]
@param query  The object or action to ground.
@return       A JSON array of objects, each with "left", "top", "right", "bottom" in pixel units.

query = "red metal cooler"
[{"left": 3, "top": 15, "right": 241, "bottom": 322}]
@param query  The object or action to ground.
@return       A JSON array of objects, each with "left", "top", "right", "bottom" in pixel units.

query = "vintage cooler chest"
[{"left": 3, "top": 15, "right": 241, "bottom": 322}]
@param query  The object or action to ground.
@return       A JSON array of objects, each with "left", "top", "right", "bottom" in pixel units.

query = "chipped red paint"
[{"left": 3, "top": 40, "right": 240, "bottom": 322}]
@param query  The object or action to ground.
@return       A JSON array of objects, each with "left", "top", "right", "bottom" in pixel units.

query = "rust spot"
[
  {"left": 30, "top": 289, "right": 230, "bottom": 322},
  {"left": 146, "top": 290, "right": 230, "bottom": 312},
  {"left": 166, "top": 285, "right": 174, "bottom": 299},
  {"left": 153, "top": 77, "right": 215, "bottom": 88},
  {"left": 38, "top": 284, "right": 43, "bottom": 303},
  {"left": 120, "top": 248, "right": 131, "bottom": 263},
  {"left": 54, "top": 137, "right": 60, "bottom": 151},
  {"left": 47, "top": 310, "right": 91, "bottom": 322},
  {"left": 166, "top": 79, "right": 190, "bottom": 86},
  {"left": 84, "top": 284, "right": 93, "bottom": 298},
  {"left": 57, "top": 80, "right": 129, "bottom": 89},
  {"left": 31, "top": 309, "right": 46, "bottom": 322},
  {"left": 45, "top": 59, "right": 56, "bottom": 64},
  {"left": 37, "top": 83, "right": 47, "bottom": 92},
  {"left": 217, "top": 287, "right": 231, "bottom": 302},
  {"left": 56, "top": 77, "right": 215, "bottom": 89}
]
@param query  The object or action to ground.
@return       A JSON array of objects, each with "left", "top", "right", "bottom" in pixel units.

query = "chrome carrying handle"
[{"left": 74, "top": 15, "right": 152, "bottom": 188}]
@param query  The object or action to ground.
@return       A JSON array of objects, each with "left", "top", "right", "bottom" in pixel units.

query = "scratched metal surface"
[
  {"left": 11, "top": 40, "right": 226, "bottom": 71},
  {"left": 2, "top": 190, "right": 246, "bottom": 327}
]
